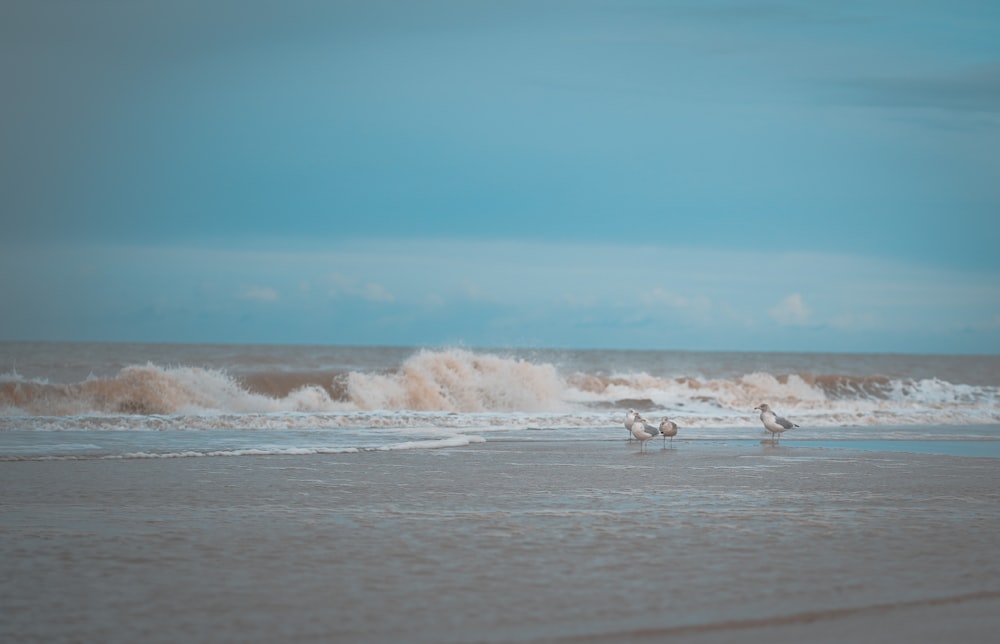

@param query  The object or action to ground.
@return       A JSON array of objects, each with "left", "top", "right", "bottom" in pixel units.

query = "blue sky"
[{"left": 2, "top": 0, "right": 999, "bottom": 353}]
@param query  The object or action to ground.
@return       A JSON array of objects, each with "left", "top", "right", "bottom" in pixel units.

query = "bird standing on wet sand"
[
  {"left": 630, "top": 414, "right": 660, "bottom": 452},
  {"left": 624, "top": 409, "right": 638, "bottom": 440},
  {"left": 659, "top": 417, "right": 679, "bottom": 447},
  {"left": 754, "top": 403, "right": 798, "bottom": 442}
]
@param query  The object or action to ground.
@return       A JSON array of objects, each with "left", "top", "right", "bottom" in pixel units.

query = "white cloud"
[
  {"left": 362, "top": 282, "right": 394, "bottom": 303},
  {"left": 641, "top": 287, "right": 686, "bottom": 308},
  {"left": 327, "top": 273, "right": 394, "bottom": 303},
  {"left": 562, "top": 293, "right": 597, "bottom": 308},
  {"left": 640, "top": 287, "right": 712, "bottom": 317},
  {"left": 5, "top": 239, "right": 998, "bottom": 352},
  {"left": 769, "top": 293, "right": 811, "bottom": 326},
  {"left": 423, "top": 293, "right": 447, "bottom": 309},
  {"left": 462, "top": 280, "right": 482, "bottom": 298},
  {"left": 240, "top": 286, "right": 279, "bottom": 302}
]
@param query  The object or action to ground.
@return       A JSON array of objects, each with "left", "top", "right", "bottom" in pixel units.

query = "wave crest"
[
  {"left": 346, "top": 348, "right": 566, "bottom": 412},
  {"left": 0, "top": 364, "right": 345, "bottom": 416},
  {"left": 1, "top": 349, "right": 997, "bottom": 425}
]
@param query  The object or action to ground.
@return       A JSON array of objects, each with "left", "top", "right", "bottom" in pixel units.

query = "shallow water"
[{"left": 2, "top": 440, "right": 999, "bottom": 643}]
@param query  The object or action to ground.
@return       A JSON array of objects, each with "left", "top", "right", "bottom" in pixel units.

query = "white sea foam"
[
  {"left": 1, "top": 347, "right": 998, "bottom": 433},
  {"left": 345, "top": 348, "right": 566, "bottom": 412},
  {"left": 0, "top": 432, "right": 488, "bottom": 461}
]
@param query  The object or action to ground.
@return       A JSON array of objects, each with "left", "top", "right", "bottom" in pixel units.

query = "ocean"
[
  {"left": 3, "top": 342, "right": 1000, "bottom": 642},
  {"left": 1, "top": 342, "right": 998, "bottom": 460}
]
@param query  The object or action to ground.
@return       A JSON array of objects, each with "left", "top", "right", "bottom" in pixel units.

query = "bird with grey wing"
[
  {"left": 754, "top": 403, "right": 799, "bottom": 442},
  {"left": 629, "top": 414, "right": 660, "bottom": 452}
]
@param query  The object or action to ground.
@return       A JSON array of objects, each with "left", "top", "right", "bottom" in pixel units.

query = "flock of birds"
[{"left": 624, "top": 403, "right": 800, "bottom": 452}]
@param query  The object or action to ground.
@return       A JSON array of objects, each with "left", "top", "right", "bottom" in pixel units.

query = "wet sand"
[{"left": 2, "top": 438, "right": 999, "bottom": 643}]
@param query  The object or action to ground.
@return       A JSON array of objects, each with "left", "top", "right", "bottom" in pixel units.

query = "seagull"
[
  {"left": 754, "top": 403, "right": 799, "bottom": 442},
  {"left": 624, "top": 408, "right": 638, "bottom": 440},
  {"left": 659, "top": 417, "right": 679, "bottom": 447},
  {"left": 630, "top": 414, "right": 661, "bottom": 452}
]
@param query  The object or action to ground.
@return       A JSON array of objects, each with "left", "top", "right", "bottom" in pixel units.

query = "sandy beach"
[{"left": 2, "top": 437, "right": 999, "bottom": 643}]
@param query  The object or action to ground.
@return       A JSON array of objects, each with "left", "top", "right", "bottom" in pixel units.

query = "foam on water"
[
  {"left": 0, "top": 424, "right": 488, "bottom": 461},
  {"left": 344, "top": 349, "right": 567, "bottom": 412},
  {"left": 8, "top": 434, "right": 488, "bottom": 462},
  {"left": 3, "top": 348, "right": 997, "bottom": 421},
  {"left": 1, "top": 345, "right": 998, "bottom": 458}
]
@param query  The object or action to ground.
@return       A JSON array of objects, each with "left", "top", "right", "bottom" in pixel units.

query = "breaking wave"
[{"left": 1, "top": 348, "right": 998, "bottom": 427}]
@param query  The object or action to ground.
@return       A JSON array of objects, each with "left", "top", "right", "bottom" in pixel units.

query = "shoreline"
[{"left": 2, "top": 424, "right": 999, "bottom": 463}]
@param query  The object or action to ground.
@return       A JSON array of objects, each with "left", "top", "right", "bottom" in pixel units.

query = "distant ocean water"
[{"left": 1, "top": 342, "right": 998, "bottom": 460}]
